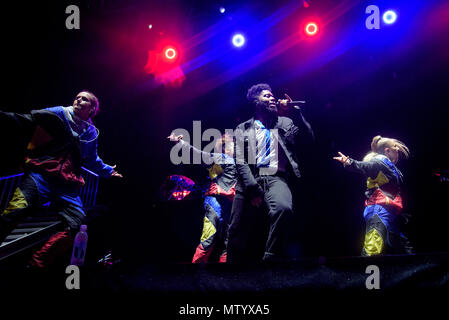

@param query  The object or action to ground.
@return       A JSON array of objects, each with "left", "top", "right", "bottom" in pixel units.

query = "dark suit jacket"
[{"left": 234, "top": 110, "right": 314, "bottom": 197}]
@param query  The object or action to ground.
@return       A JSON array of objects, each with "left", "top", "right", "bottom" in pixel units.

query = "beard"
[
  {"left": 267, "top": 104, "right": 278, "bottom": 114},
  {"left": 257, "top": 101, "right": 278, "bottom": 115}
]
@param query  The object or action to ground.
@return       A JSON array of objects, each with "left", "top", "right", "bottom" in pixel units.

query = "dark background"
[{"left": 1, "top": 0, "right": 448, "bottom": 264}]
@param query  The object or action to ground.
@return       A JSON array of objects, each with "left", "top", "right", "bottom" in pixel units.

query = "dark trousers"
[{"left": 227, "top": 175, "right": 294, "bottom": 263}]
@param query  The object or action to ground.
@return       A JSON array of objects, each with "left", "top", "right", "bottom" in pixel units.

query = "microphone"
[{"left": 276, "top": 100, "right": 306, "bottom": 109}]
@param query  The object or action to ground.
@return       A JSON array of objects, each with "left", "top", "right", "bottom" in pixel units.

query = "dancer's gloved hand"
[
  {"left": 111, "top": 165, "right": 123, "bottom": 178},
  {"left": 167, "top": 132, "right": 183, "bottom": 142},
  {"left": 333, "top": 151, "right": 350, "bottom": 166}
]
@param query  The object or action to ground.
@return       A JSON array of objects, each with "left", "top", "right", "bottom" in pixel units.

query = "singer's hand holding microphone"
[{"left": 277, "top": 93, "right": 306, "bottom": 112}]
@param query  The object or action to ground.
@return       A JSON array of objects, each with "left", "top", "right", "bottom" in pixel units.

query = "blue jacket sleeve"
[
  {"left": 79, "top": 125, "right": 114, "bottom": 178},
  {"left": 81, "top": 138, "right": 114, "bottom": 178}
]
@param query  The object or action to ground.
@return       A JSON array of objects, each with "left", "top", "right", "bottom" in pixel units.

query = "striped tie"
[{"left": 255, "top": 120, "right": 271, "bottom": 168}]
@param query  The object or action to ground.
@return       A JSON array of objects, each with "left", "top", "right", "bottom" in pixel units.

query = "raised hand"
[
  {"left": 167, "top": 133, "right": 183, "bottom": 142},
  {"left": 277, "top": 93, "right": 293, "bottom": 114},
  {"left": 111, "top": 165, "right": 123, "bottom": 178},
  {"left": 333, "top": 152, "right": 350, "bottom": 165}
]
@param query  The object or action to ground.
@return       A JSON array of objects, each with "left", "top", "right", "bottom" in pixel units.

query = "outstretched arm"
[
  {"left": 83, "top": 139, "right": 123, "bottom": 179},
  {"left": 167, "top": 132, "right": 217, "bottom": 165},
  {"left": 0, "top": 110, "right": 36, "bottom": 135},
  {"left": 333, "top": 151, "right": 382, "bottom": 177}
]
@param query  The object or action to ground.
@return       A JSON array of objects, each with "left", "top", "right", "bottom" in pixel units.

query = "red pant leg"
[{"left": 29, "top": 230, "right": 73, "bottom": 268}]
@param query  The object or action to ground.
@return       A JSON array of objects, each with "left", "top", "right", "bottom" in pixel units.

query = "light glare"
[{"left": 232, "top": 34, "right": 245, "bottom": 47}]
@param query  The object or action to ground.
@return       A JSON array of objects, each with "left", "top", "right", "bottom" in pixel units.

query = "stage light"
[
  {"left": 160, "top": 175, "right": 195, "bottom": 201},
  {"left": 232, "top": 34, "right": 245, "bottom": 47},
  {"left": 171, "top": 190, "right": 191, "bottom": 201},
  {"left": 148, "top": 24, "right": 153, "bottom": 30},
  {"left": 383, "top": 10, "right": 397, "bottom": 24},
  {"left": 305, "top": 22, "right": 319, "bottom": 36},
  {"left": 219, "top": 7, "right": 226, "bottom": 14},
  {"left": 164, "top": 47, "right": 177, "bottom": 60}
]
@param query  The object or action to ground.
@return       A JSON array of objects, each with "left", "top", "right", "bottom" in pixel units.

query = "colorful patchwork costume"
[
  {"left": 345, "top": 154, "right": 414, "bottom": 256},
  {"left": 178, "top": 140, "right": 236, "bottom": 263},
  {"left": 0, "top": 106, "right": 113, "bottom": 267}
]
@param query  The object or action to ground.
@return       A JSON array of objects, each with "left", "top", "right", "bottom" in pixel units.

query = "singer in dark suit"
[{"left": 227, "top": 83, "right": 314, "bottom": 262}]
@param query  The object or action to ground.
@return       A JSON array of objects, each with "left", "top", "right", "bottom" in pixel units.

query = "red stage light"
[
  {"left": 165, "top": 47, "right": 177, "bottom": 60},
  {"left": 144, "top": 41, "right": 185, "bottom": 86},
  {"left": 305, "top": 22, "right": 319, "bottom": 36}
]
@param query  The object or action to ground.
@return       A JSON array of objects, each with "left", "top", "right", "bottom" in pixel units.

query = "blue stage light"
[
  {"left": 232, "top": 34, "right": 245, "bottom": 47},
  {"left": 383, "top": 10, "right": 397, "bottom": 24},
  {"left": 219, "top": 7, "right": 226, "bottom": 14}
]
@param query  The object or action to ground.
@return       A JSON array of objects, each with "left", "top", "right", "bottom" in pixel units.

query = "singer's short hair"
[{"left": 246, "top": 83, "right": 272, "bottom": 105}]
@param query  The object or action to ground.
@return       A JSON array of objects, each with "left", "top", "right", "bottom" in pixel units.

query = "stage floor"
[{"left": 1, "top": 252, "right": 448, "bottom": 291}]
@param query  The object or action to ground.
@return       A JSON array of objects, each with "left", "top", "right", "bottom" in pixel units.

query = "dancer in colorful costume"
[{"left": 334, "top": 135, "right": 414, "bottom": 256}]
